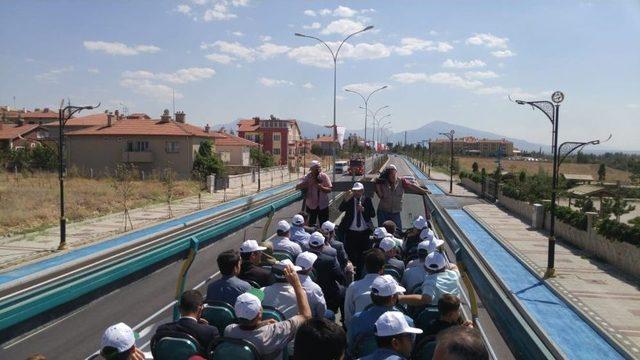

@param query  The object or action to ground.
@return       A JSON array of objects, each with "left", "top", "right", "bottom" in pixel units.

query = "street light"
[
  {"left": 438, "top": 130, "right": 455, "bottom": 194},
  {"left": 376, "top": 116, "right": 392, "bottom": 149},
  {"left": 57, "top": 100, "right": 100, "bottom": 250},
  {"left": 295, "top": 25, "right": 374, "bottom": 183},
  {"left": 346, "top": 86, "right": 387, "bottom": 167},
  {"left": 512, "top": 91, "right": 565, "bottom": 278},
  {"left": 360, "top": 105, "right": 389, "bottom": 153}
]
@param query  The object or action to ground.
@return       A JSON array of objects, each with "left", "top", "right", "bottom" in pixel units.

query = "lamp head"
[
  {"left": 364, "top": 25, "right": 374, "bottom": 31},
  {"left": 294, "top": 33, "right": 304, "bottom": 37}
]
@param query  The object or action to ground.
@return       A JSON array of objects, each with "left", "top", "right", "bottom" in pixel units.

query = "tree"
[
  {"left": 574, "top": 197, "right": 595, "bottom": 213},
  {"left": 30, "top": 144, "right": 58, "bottom": 170},
  {"left": 192, "top": 140, "right": 225, "bottom": 182},
  {"left": 310, "top": 144, "right": 323, "bottom": 156},
  {"left": 112, "top": 163, "right": 137, "bottom": 231},
  {"left": 601, "top": 194, "right": 636, "bottom": 222},
  {"left": 597, "top": 163, "right": 606, "bottom": 182},
  {"left": 250, "top": 147, "right": 274, "bottom": 168},
  {"left": 472, "top": 161, "right": 479, "bottom": 173},
  {"left": 163, "top": 165, "right": 177, "bottom": 218}
]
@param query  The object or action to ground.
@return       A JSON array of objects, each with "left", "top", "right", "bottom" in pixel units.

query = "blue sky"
[{"left": 1, "top": 0, "right": 639, "bottom": 150}]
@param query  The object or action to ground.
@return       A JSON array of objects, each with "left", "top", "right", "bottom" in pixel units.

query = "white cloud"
[
  {"left": 429, "top": 30, "right": 438, "bottom": 36},
  {"left": 191, "top": 0, "right": 208, "bottom": 5},
  {"left": 394, "top": 37, "right": 453, "bottom": 55},
  {"left": 260, "top": 35, "right": 272, "bottom": 42},
  {"left": 466, "top": 33, "right": 508, "bottom": 48},
  {"left": 232, "top": 31, "right": 244, "bottom": 37},
  {"left": 391, "top": 72, "right": 482, "bottom": 90},
  {"left": 122, "top": 67, "right": 215, "bottom": 84},
  {"left": 120, "top": 78, "right": 182, "bottom": 101},
  {"left": 88, "top": 68, "right": 100, "bottom": 74},
  {"left": 83, "top": 41, "right": 161, "bottom": 56},
  {"left": 343, "top": 82, "right": 389, "bottom": 94},
  {"left": 333, "top": 6, "right": 357, "bottom": 17},
  {"left": 318, "top": 8, "right": 332, "bottom": 16},
  {"left": 321, "top": 19, "right": 365, "bottom": 36},
  {"left": 473, "top": 86, "right": 549, "bottom": 99},
  {"left": 625, "top": 103, "right": 639, "bottom": 109},
  {"left": 258, "top": 77, "right": 293, "bottom": 87},
  {"left": 231, "top": 0, "right": 249, "bottom": 6},
  {"left": 257, "top": 43, "right": 291, "bottom": 58},
  {"left": 205, "top": 53, "right": 234, "bottom": 64},
  {"left": 303, "top": 82, "right": 314, "bottom": 89},
  {"left": 442, "top": 59, "right": 486, "bottom": 69},
  {"left": 491, "top": 49, "right": 516, "bottom": 58},
  {"left": 288, "top": 41, "right": 391, "bottom": 68},
  {"left": 465, "top": 71, "right": 499, "bottom": 79},
  {"left": 35, "top": 66, "right": 74, "bottom": 81},
  {"left": 205, "top": 40, "right": 255, "bottom": 61},
  {"left": 303, "top": 22, "right": 321, "bottom": 30},
  {"left": 304, "top": 9, "right": 316, "bottom": 17},
  {"left": 176, "top": 4, "right": 192, "bottom": 14},
  {"left": 203, "top": 3, "right": 237, "bottom": 21}
]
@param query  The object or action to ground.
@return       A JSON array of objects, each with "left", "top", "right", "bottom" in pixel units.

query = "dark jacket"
[
  {"left": 156, "top": 317, "right": 219, "bottom": 350},
  {"left": 310, "top": 249, "right": 346, "bottom": 309},
  {"left": 239, "top": 263, "right": 274, "bottom": 287},
  {"left": 329, "top": 239, "right": 349, "bottom": 269},
  {"left": 338, "top": 196, "right": 375, "bottom": 232}
]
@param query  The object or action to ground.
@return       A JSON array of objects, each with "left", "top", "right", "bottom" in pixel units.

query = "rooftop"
[
  {"left": 66, "top": 117, "right": 220, "bottom": 138},
  {"left": 0, "top": 123, "right": 42, "bottom": 140}
]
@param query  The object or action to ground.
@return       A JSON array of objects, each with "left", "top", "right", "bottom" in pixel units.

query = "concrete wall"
[
  {"left": 216, "top": 145, "right": 251, "bottom": 166},
  {"left": 226, "top": 165, "right": 291, "bottom": 189},
  {"left": 460, "top": 178, "right": 483, "bottom": 195}
]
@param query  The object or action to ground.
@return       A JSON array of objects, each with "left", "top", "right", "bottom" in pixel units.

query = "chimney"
[
  {"left": 175, "top": 111, "right": 186, "bottom": 123},
  {"left": 253, "top": 116, "right": 260, "bottom": 125},
  {"left": 204, "top": 124, "right": 210, "bottom": 133},
  {"left": 17, "top": 117, "right": 24, "bottom": 126},
  {"left": 114, "top": 109, "right": 120, "bottom": 119},
  {"left": 270, "top": 114, "right": 276, "bottom": 120},
  {"left": 159, "top": 109, "right": 172, "bottom": 123},
  {"left": 107, "top": 112, "right": 114, "bottom": 127},
  {"left": 34, "top": 108, "right": 41, "bottom": 112},
  {"left": 44, "top": 107, "right": 50, "bottom": 113}
]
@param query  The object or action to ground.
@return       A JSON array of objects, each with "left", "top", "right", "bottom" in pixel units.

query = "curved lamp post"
[
  {"left": 345, "top": 86, "right": 387, "bottom": 166},
  {"left": 58, "top": 100, "right": 100, "bottom": 250},
  {"left": 438, "top": 130, "right": 455, "bottom": 194},
  {"left": 295, "top": 25, "right": 374, "bottom": 183}
]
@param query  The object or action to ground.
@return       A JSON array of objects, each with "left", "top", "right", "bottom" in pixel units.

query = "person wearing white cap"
[
  {"left": 269, "top": 219, "right": 302, "bottom": 257},
  {"left": 347, "top": 275, "right": 416, "bottom": 356},
  {"left": 308, "top": 231, "right": 346, "bottom": 313},
  {"left": 225, "top": 264, "right": 312, "bottom": 360},
  {"left": 378, "top": 236, "right": 405, "bottom": 277},
  {"left": 371, "top": 227, "right": 388, "bottom": 248},
  {"left": 359, "top": 311, "right": 423, "bottom": 360},
  {"left": 296, "top": 159, "right": 332, "bottom": 227},
  {"left": 375, "top": 162, "right": 430, "bottom": 230},
  {"left": 338, "top": 181, "right": 376, "bottom": 276},
  {"left": 239, "top": 240, "right": 274, "bottom": 287},
  {"left": 262, "top": 259, "right": 304, "bottom": 319},
  {"left": 401, "top": 241, "right": 430, "bottom": 292},
  {"left": 295, "top": 251, "right": 327, "bottom": 318},
  {"left": 321, "top": 220, "right": 349, "bottom": 270},
  {"left": 100, "top": 322, "right": 146, "bottom": 360},
  {"left": 343, "top": 248, "right": 386, "bottom": 329},
  {"left": 290, "top": 214, "right": 311, "bottom": 249},
  {"left": 400, "top": 252, "right": 461, "bottom": 307},
  {"left": 403, "top": 215, "right": 430, "bottom": 254}
]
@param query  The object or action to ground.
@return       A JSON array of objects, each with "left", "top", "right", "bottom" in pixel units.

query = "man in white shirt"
[
  {"left": 399, "top": 252, "right": 461, "bottom": 307},
  {"left": 295, "top": 251, "right": 327, "bottom": 318},
  {"left": 343, "top": 248, "right": 386, "bottom": 329},
  {"left": 290, "top": 214, "right": 310, "bottom": 250},
  {"left": 402, "top": 242, "right": 430, "bottom": 292},
  {"left": 262, "top": 259, "right": 301, "bottom": 319},
  {"left": 270, "top": 220, "right": 302, "bottom": 257},
  {"left": 378, "top": 236, "right": 405, "bottom": 277}
]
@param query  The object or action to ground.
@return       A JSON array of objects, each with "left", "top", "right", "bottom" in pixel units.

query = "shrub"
[{"left": 596, "top": 218, "right": 640, "bottom": 246}]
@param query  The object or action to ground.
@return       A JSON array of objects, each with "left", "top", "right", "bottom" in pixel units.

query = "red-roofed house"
[
  {"left": 65, "top": 110, "right": 258, "bottom": 178},
  {"left": 1, "top": 106, "right": 58, "bottom": 124},
  {"left": 0, "top": 122, "right": 50, "bottom": 150},
  {"left": 236, "top": 115, "right": 303, "bottom": 166}
]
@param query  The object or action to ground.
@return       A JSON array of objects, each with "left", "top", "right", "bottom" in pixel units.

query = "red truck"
[{"left": 348, "top": 158, "right": 365, "bottom": 176}]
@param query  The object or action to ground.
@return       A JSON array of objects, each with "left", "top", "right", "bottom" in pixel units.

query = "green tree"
[
  {"left": 601, "top": 194, "right": 636, "bottom": 222},
  {"left": 30, "top": 144, "right": 58, "bottom": 170},
  {"left": 597, "top": 163, "right": 606, "bottom": 182},
  {"left": 192, "top": 140, "right": 225, "bottom": 181},
  {"left": 472, "top": 161, "right": 479, "bottom": 173},
  {"left": 250, "top": 147, "right": 274, "bottom": 167},
  {"left": 310, "top": 144, "right": 323, "bottom": 156}
]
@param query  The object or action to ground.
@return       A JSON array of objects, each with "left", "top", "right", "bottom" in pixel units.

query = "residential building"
[
  {"left": 65, "top": 110, "right": 258, "bottom": 178},
  {"left": 236, "top": 115, "right": 303, "bottom": 166},
  {"left": 1, "top": 106, "right": 59, "bottom": 124},
  {"left": 429, "top": 136, "right": 514, "bottom": 157},
  {"left": 0, "top": 121, "right": 50, "bottom": 151},
  {"left": 311, "top": 134, "right": 338, "bottom": 156},
  {"left": 213, "top": 130, "right": 260, "bottom": 167}
]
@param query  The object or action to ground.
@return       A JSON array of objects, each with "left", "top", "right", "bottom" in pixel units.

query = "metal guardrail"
[{"left": 0, "top": 190, "right": 303, "bottom": 337}]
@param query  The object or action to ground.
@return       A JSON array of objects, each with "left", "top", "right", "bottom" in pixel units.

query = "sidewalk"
[
  {"left": 465, "top": 203, "right": 640, "bottom": 356},
  {"left": 0, "top": 171, "right": 301, "bottom": 272}
]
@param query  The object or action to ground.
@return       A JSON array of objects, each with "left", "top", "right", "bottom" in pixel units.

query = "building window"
[
  {"left": 273, "top": 148, "right": 281, "bottom": 155},
  {"left": 218, "top": 151, "right": 231, "bottom": 163},
  {"left": 273, "top": 133, "right": 281, "bottom": 142},
  {"left": 126, "top": 141, "right": 149, "bottom": 152},
  {"left": 165, "top": 141, "right": 180, "bottom": 153}
]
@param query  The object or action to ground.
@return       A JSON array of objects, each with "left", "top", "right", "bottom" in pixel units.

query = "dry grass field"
[
  {"left": 0, "top": 171, "right": 200, "bottom": 236},
  {"left": 457, "top": 156, "right": 632, "bottom": 183}
]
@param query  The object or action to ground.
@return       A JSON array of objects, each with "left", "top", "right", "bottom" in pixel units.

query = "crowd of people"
[{"left": 94, "top": 162, "right": 488, "bottom": 360}]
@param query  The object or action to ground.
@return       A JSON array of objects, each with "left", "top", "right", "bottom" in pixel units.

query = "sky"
[{"left": 1, "top": 0, "right": 639, "bottom": 150}]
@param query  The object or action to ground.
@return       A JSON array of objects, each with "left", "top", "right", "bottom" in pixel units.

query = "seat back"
[
  {"left": 412, "top": 340, "right": 437, "bottom": 360},
  {"left": 383, "top": 266, "right": 402, "bottom": 282},
  {"left": 151, "top": 331, "right": 202, "bottom": 360},
  {"left": 210, "top": 337, "right": 262, "bottom": 360},
  {"left": 352, "top": 334, "right": 377, "bottom": 358},
  {"left": 415, "top": 307, "right": 440, "bottom": 330},
  {"left": 262, "top": 305, "right": 286, "bottom": 322},
  {"left": 272, "top": 251, "right": 295, "bottom": 262},
  {"left": 247, "top": 279, "right": 261, "bottom": 289},
  {"left": 202, "top": 301, "right": 237, "bottom": 334}
]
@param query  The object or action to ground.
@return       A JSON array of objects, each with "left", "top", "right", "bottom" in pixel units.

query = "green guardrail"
[{"left": 0, "top": 191, "right": 302, "bottom": 333}]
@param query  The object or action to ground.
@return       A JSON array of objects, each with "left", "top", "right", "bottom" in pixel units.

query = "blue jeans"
[{"left": 377, "top": 208, "right": 402, "bottom": 230}]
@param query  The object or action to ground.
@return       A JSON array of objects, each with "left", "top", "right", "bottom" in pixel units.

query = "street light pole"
[
  {"left": 346, "top": 87, "right": 387, "bottom": 170},
  {"left": 57, "top": 100, "right": 100, "bottom": 250},
  {"left": 377, "top": 117, "right": 391, "bottom": 148},
  {"left": 295, "top": 25, "right": 374, "bottom": 184},
  {"left": 513, "top": 91, "right": 565, "bottom": 278},
  {"left": 439, "top": 130, "right": 455, "bottom": 194},
  {"left": 361, "top": 105, "right": 389, "bottom": 154}
]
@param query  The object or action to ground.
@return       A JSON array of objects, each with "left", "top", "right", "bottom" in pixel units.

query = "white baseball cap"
[
  {"left": 240, "top": 239, "right": 267, "bottom": 253},
  {"left": 413, "top": 216, "right": 427, "bottom": 229},
  {"left": 277, "top": 220, "right": 291, "bottom": 232},
  {"left": 321, "top": 221, "right": 335, "bottom": 233},
  {"left": 417, "top": 240, "right": 435, "bottom": 253},
  {"left": 274, "top": 259, "right": 301, "bottom": 272},
  {"left": 352, "top": 182, "right": 364, "bottom": 191},
  {"left": 419, "top": 228, "right": 434, "bottom": 242},
  {"left": 374, "top": 311, "right": 423, "bottom": 337},
  {"left": 373, "top": 227, "right": 388, "bottom": 240},
  {"left": 371, "top": 275, "right": 406, "bottom": 297},
  {"left": 425, "top": 251, "right": 447, "bottom": 271},
  {"left": 235, "top": 292, "right": 262, "bottom": 320},
  {"left": 295, "top": 251, "right": 318, "bottom": 271},
  {"left": 386, "top": 164, "right": 397, "bottom": 171},
  {"left": 101, "top": 322, "right": 137, "bottom": 353},
  {"left": 292, "top": 214, "right": 305, "bottom": 226},
  {"left": 379, "top": 236, "right": 397, "bottom": 252},
  {"left": 310, "top": 160, "right": 320, "bottom": 168},
  {"left": 309, "top": 231, "right": 326, "bottom": 247}
]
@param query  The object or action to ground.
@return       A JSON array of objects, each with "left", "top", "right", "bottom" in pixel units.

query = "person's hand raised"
[{"left": 284, "top": 264, "right": 302, "bottom": 288}]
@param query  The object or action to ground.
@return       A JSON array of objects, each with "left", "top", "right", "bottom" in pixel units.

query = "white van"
[{"left": 334, "top": 160, "right": 348, "bottom": 174}]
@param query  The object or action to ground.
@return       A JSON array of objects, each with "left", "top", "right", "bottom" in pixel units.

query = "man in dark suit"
[
  {"left": 338, "top": 182, "right": 375, "bottom": 277},
  {"left": 308, "top": 232, "right": 346, "bottom": 313},
  {"left": 239, "top": 240, "right": 274, "bottom": 287},
  {"left": 155, "top": 290, "right": 219, "bottom": 351}
]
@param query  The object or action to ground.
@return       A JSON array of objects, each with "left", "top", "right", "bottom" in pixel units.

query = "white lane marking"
[{"left": 3, "top": 307, "right": 85, "bottom": 349}]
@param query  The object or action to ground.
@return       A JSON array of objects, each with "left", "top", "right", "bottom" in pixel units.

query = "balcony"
[{"left": 122, "top": 151, "right": 153, "bottom": 163}]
